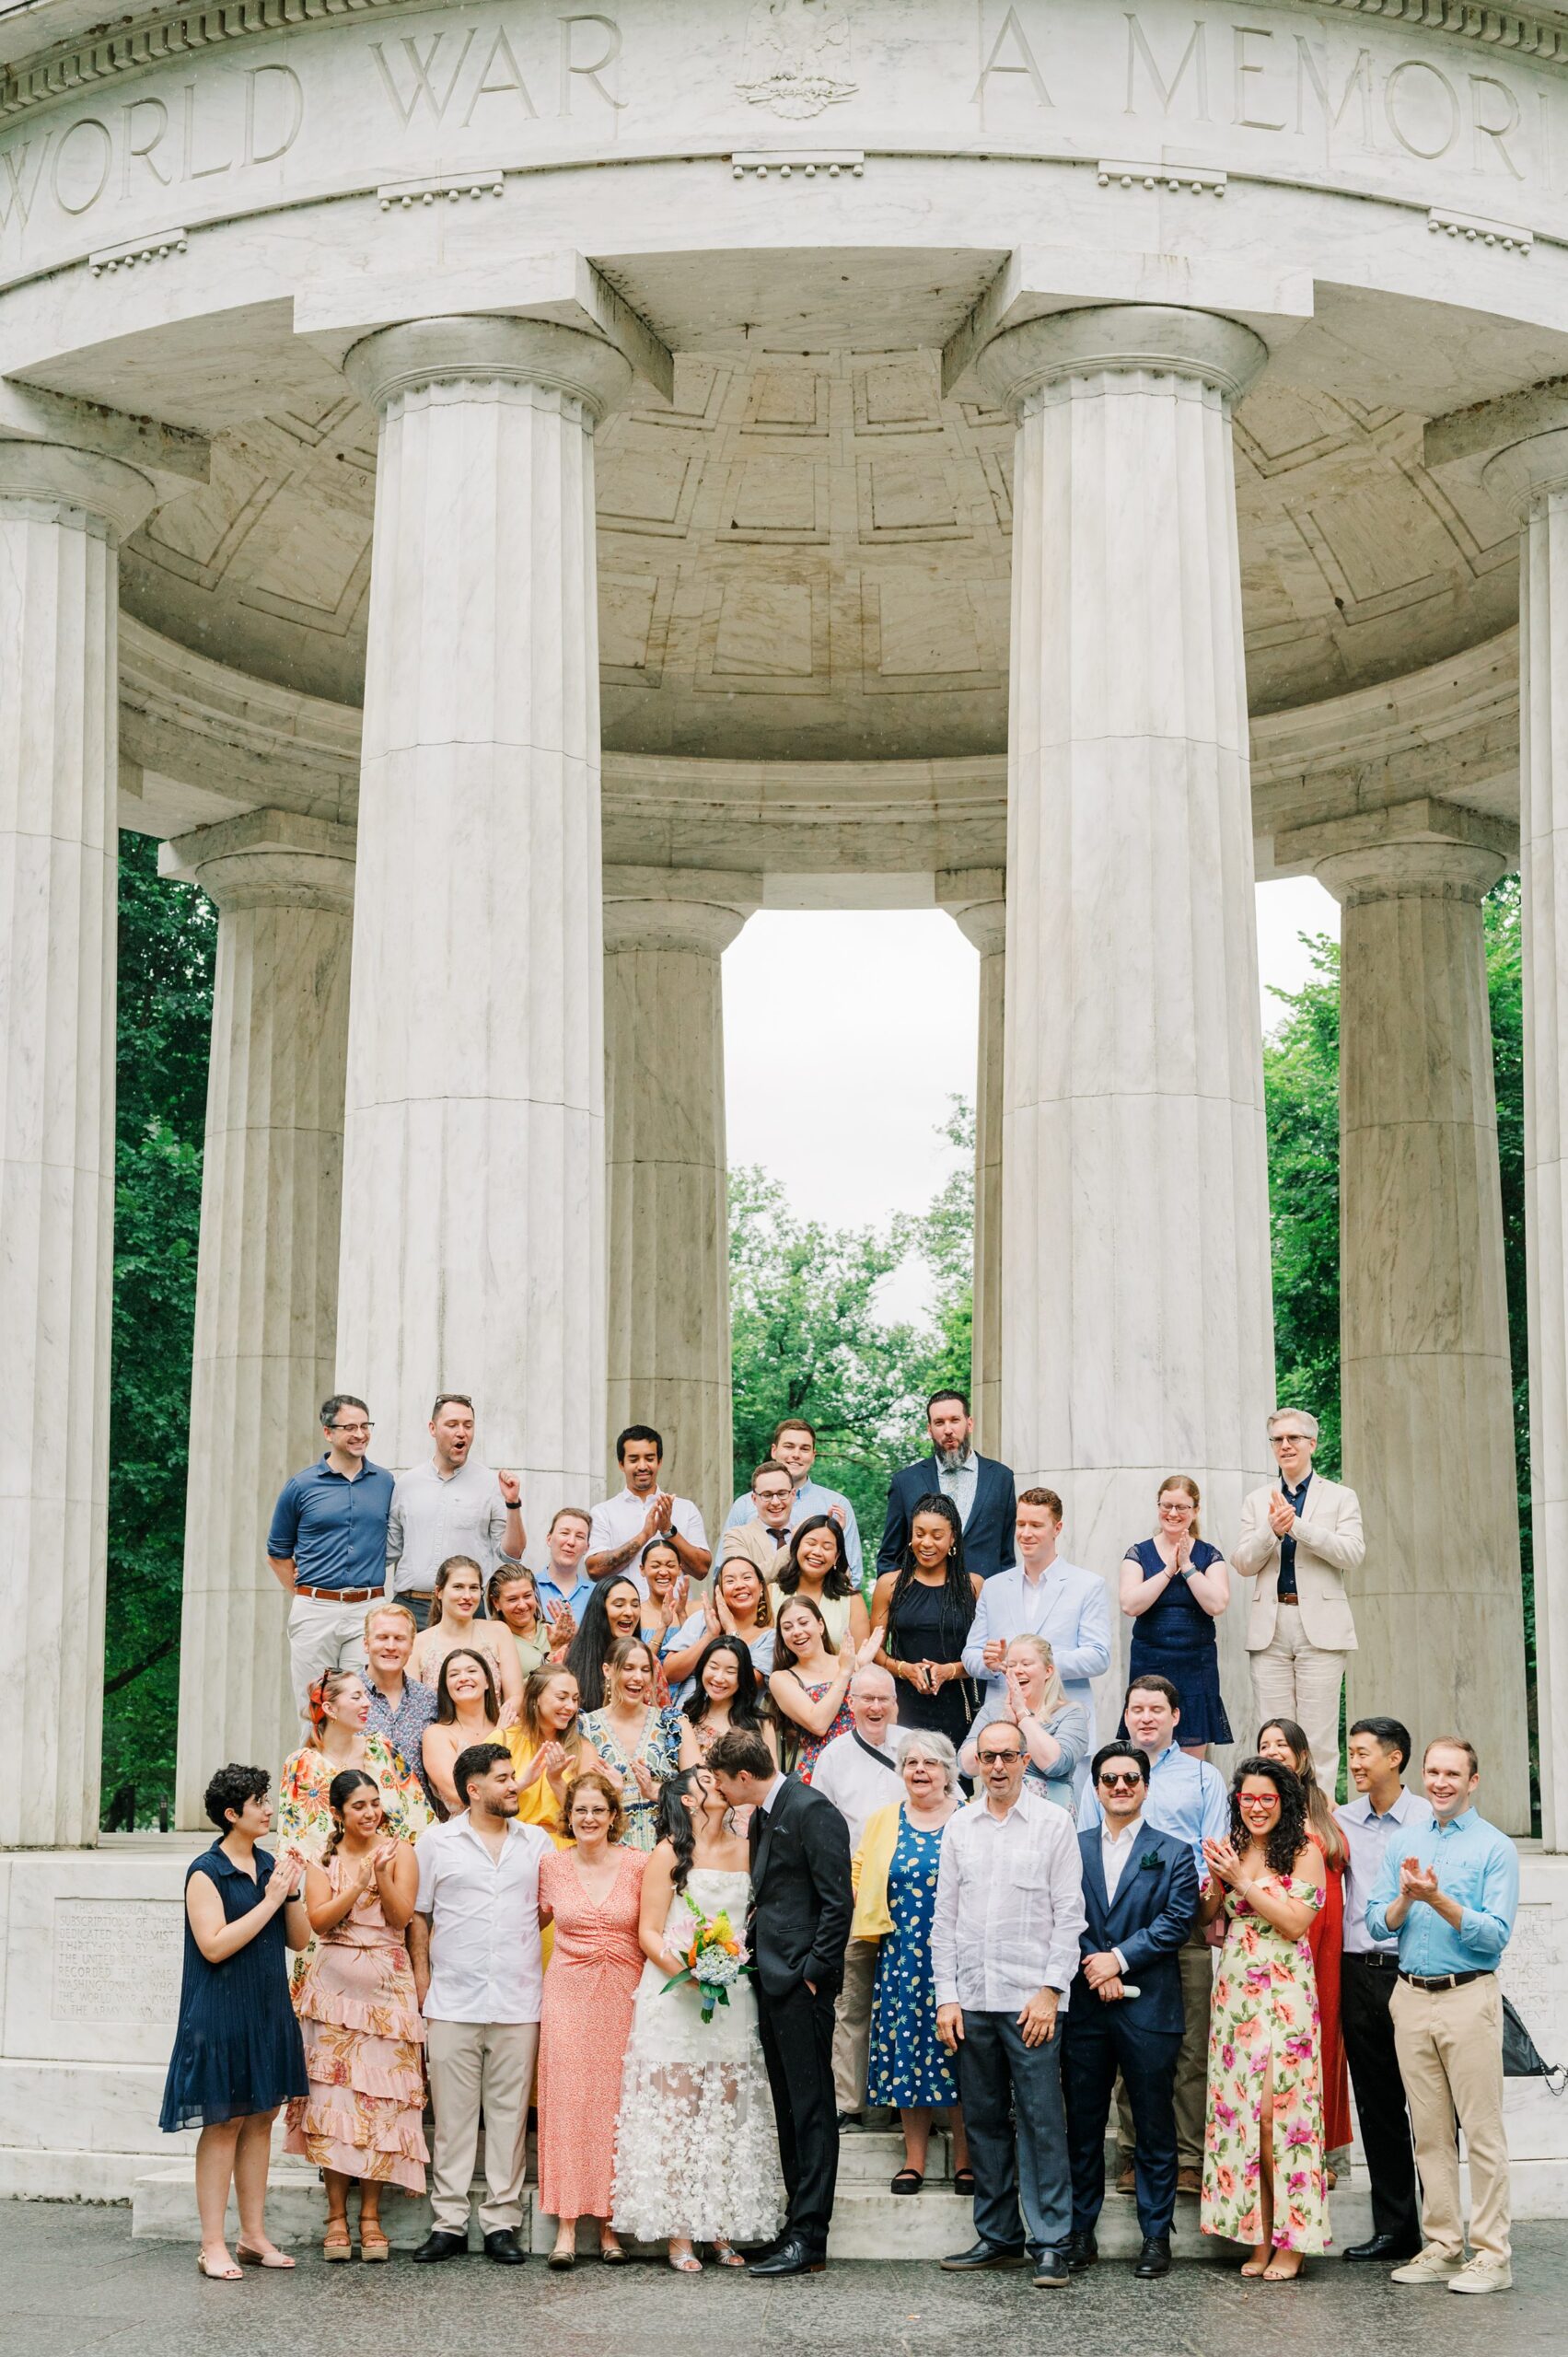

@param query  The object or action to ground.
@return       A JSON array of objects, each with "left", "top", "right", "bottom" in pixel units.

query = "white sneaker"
[
  {"left": 1389, "top": 2246, "right": 1466, "bottom": 2283},
  {"left": 1447, "top": 2257, "right": 1512, "bottom": 2294}
]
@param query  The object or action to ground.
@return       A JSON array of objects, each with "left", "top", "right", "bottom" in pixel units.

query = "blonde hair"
[
  {"left": 1006, "top": 1634, "right": 1067, "bottom": 1720},
  {"left": 1157, "top": 1474, "right": 1202, "bottom": 1541},
  {"left": 365, "top": 1600, "right": 418, "bottom": 1642},
  {"left": 521, "top": 1665, "right": 584, "bottom": 1765}
]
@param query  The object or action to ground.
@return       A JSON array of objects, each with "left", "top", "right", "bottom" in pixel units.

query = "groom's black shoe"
[
  {"left": 941, "top": 2239, "right": 1028, "bottom": 2270},
  {"left": 1134, "top": 2235, "right": 1172, "bottom": 2279},
  {"left": 746, "top": 2233, "right": 825, "bottom": 2278}
]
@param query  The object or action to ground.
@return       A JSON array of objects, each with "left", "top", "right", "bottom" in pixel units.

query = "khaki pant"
[
  {"left": 1390, "top": 1973, "right": 1510, "bottom": 2263},
  {"left": 425, "top": 2017, "right": 539, "bottom": 2235},
  {"left": 1249, "top": 1614, "right": 1348, "bottom": 1792},
  {"left": 286, "top": 1595, "right": 369, "bottom": 1719},
  {"left": 1117, "top": 1933, "right": 1213, "bottom": 2172},
  {"left": 832, "top": 1938, "right": 878, "bottom": 2112}
]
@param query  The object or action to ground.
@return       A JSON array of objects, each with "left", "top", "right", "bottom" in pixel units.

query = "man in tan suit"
[{"left": 1234, "top": 1408, "right": 1363, "bottom": 1787}]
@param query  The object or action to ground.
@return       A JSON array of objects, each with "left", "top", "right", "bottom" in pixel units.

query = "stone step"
[{"left": 133, "top": 2157, "right": 1376, "bottom": 2261}]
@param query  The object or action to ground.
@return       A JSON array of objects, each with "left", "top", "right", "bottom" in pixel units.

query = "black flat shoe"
[
  {"left": 411, "top": 2229, "right": 469, "bottom": 2263},
  {"left": 1134, "top": 2235, "right": 1172, "bottom": 2279},
  {"left": 1032, "top": 2247, "right": 1072, "bottom": 2289},
  {"left": 941, "top": 2240, "right": 1028, "bottom": 2271},
  {"left": 953, "top": 2168, "right": 976, "bottom": 2197},
  {"left": 482, "top": 2229, "right": 527, "bottom": 2265},
  {"left": 890, "top": 2167, "right": 923, "bottom": 2195},
  {"left": 1067, "top": 2231, "right": 1098, "bottom": 2273},
  {"left": 746, "top": 2234, "right": 825, "bottom": 2278},
  {"left": 1344, "top": 2233, "right": 1422, "bottom": 2262}
]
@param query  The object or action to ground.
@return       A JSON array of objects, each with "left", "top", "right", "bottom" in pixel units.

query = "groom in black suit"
[
  {"left": 1061, "top": 1742, "right": 1200, "bottom": 2278},
  {"left": 710, "top": 1729, "right": 854, "bottom": 2277}
]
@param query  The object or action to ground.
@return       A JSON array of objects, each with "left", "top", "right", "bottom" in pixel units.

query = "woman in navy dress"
[
  {"left": 1121, "top": 1475, "right": 1233, "bottom": 1753},
  {"left": 160, "top": 1763, "right": 311, "bottom": 2280},
  {"left": 854, "top": 1732, "right": 972, "bottom": 2197}
]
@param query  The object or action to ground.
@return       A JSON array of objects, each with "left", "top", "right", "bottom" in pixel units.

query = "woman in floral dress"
[
  {"left": 854, "top": 1732, "right": 972, "bottom": 2196},
  {"left": 1198, "top": 1755, "right": 1329, "bottom": 2281},
  {"left": 578, "top": 1637, "right": 682, "bottom": 1852},
  {"left": 285, "top": 1769, "right": 426, "bottom": 2258}
]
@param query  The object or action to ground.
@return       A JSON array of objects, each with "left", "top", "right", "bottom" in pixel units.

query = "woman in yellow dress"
[{"left": 505, "top": 1665, "right": 613, "bottom": 1844}]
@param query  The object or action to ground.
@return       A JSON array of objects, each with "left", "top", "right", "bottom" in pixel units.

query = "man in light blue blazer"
[{"left": 961, "top": 1488, "right": 1111, "bottom": 1793}]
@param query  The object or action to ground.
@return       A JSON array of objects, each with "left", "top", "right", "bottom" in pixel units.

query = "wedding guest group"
[{"left": 174, "top": 1386, "right": 1522, "bottom": 2297}]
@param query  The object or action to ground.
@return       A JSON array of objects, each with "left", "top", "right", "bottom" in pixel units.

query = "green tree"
[{"left": 102, "top": 833, "right": 215, "bottom": 1825}]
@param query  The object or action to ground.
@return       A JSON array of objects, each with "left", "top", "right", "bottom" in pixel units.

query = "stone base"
[{"left": 6, "top": 1840, "right": 1568, "bottom": 2248}]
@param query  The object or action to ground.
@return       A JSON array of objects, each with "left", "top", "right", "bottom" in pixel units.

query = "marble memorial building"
[{"left": 3, "top": 0, "right": 1568, "bottom": 2223}]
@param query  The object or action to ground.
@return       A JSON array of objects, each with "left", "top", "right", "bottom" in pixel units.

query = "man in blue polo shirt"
[{"left": 268, "top": 1394, "right": 395, "bottom": 1717}]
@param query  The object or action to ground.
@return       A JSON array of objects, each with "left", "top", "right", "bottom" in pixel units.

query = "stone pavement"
[{"left": 3, "top": 2201, "right": 1563, "bottom": 2357}]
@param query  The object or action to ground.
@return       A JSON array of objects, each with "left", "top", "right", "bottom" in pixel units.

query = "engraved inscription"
[{"left": 52, "top": 1898, "right": 183, "bottom": 2026}]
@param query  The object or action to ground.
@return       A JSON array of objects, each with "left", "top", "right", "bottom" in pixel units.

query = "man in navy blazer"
[
  {"left": 877, "top": 1389, "right": 1016, "bottom": 1583},
  {"left": 1061, "top": 1742, "right": 1200, "bottom": 2278}
]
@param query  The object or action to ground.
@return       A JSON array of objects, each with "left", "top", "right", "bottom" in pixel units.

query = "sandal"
[
  {"left": 322, "top": 2224, "right": 353, "bottom": 2263},
  {"left": 196, "top": 2250, "right": 242, "bottom": 2281},
  {"left": 953, "top": 2168, "right": 976, "bottom": 2197},
  {"left": 359, "top": 2225, "right": 389, "bottom": 2262},
  {"left": 237, "top": 2243, "right": 296, "bottom": 2269},
  {"left": 548, "top": 2247, "right": 577, "bottom": 2271},
  {"left": 890, "top": 2167, "right": 923, "bottom": 2195},
  {"left": 598, "top": 2241, "right": 630, "bottom": 2266},
  {"left": 711, "top": 2240, "right": 747, "bottom": 2268},
  {"left": 668, "top": 2240, "right": 703, "bottom": 2272}
]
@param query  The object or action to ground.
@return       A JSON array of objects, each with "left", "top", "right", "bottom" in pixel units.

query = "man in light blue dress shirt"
[
  {"left": 1367, "top": 1735, "right": 1519, "bottom": 2293},
  {"left": 962, "top": 1488, "right": 1110, "bottom": 1795},
  {"left": 722, "top": 1416, "right": 864, "bottom": 1582},
  {"left": 1078, "top": 1677, "right": 1224, "bottom": 2191}
]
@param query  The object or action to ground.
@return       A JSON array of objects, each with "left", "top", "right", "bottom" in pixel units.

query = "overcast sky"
[{"left": 724, "top": 876, "right": 1341, "bottom": 1318}]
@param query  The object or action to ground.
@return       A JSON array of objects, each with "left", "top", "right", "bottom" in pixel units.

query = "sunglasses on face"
[{"left": 1099, "top": 1771, "right": 1144, "bottom": 1789}]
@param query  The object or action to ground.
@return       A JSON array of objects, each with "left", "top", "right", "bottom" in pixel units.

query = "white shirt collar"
[
  {"left": 1101, "top": 1812, "right": 1144, "bottom": 1847},
  {"left": 758, "top": 1773, "right": 787, "bottom": 1816}
]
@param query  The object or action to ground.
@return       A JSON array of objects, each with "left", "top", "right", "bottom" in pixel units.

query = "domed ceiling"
[{"left": 117, "top": 349, "right": 1519, "bottom": 761}]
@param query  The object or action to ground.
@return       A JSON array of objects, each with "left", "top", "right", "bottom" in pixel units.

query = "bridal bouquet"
[{"left": 661, "top": 1890, "right": 750, "bottom": 2022}]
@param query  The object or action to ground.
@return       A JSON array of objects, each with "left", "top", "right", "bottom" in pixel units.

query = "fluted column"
[
  {"left": 1313, "top": 816, "right": 1527, "bottom": 1831},
  {"left": 1485, "top": 426, "right": 1568, "bottom": 1842},
  {"left": 603, "top": 868, "right": 757, "bottom": 1534},
  {"left": 168, "top": 812, "right": 354, "bottom": 1825},
  {"left": 978, "top": 307, "right": 1275, "bottom": 1724},
  {"left": 944, "top": 877, "right": 1005, "bottom": 1454},
  {"left": 334, "top": 319, "right": 631, "bottom": 1524},
  {"left": 0, "top": 441, "right": 155, "bottom": 1845}
]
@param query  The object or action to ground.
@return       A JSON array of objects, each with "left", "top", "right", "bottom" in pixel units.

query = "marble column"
[
  {"left": 167, "top": 812, "right": 354, "bottom": 1826},
  {"left": 334, "top": 319, "right": 631, "bottom": 1528},
  {"left": 603, "top": 868, "right": 757, "bottom": 1536},
  {"left": 943, "top": 877, "right": 1005, "bottom": 1455},
  {"left": 1313, "top": 816, "right": 1528, "bottom": 1832},
  {"left": 1485, "top": 426, "right": 1568, "bottom": 1842},
  {"left": 0, "top": 442, "right": 156, "bottom": 1846},
  {"left": 976, "top": 308, "right": 1275, "bottom": 1733}
]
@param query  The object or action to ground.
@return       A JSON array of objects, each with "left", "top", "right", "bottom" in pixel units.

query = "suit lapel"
[
  {"left": 1080, "top": 1832, "right": 1109, "bottom": 1929},
  {"left": 751, "top": 1782, "right": 784, "bottom": 1894}
]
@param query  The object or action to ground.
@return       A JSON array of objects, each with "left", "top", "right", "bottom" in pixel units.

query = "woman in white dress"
[{"left": 611, "top": 1767, "right": 784, "bottom": 2270}]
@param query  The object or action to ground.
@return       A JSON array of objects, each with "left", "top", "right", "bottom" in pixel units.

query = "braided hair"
[
  {"left": 323, "top": 1768, "right": 381, "bottom": 1865},
  {"left": 1229, "top": 1755, "right": 1310, "bottom": 1878},
  {"left": 885, "top": 1492, "right": 976, "bottom": 1667}
]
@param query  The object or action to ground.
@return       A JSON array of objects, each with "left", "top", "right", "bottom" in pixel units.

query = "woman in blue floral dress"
[
  {"left": 853, "top": 1731, "right": 972, "bottom": 2194},
  {"left": 579, "top": 1636, "right": 683, "bottom": 1852},
  {"left": 1198, "top": 1755, "right": 1330, "bottom": 2280}
]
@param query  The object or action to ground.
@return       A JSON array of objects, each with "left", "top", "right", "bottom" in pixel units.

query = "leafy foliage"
[{"left": 102, "top": 832, "right": 215, "bottom": 1826}]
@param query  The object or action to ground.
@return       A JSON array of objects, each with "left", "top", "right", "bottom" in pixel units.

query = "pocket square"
[{"left": 1139, "top": 1852, "right": 1163, "bottom": 1871}]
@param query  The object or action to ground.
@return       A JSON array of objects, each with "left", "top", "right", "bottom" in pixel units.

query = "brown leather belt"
[{"left": 294, "top": 1585, "right": 378, "bottom": 1605}]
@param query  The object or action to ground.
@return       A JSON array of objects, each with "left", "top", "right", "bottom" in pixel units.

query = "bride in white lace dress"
[{"left": 611, "top": 1767, "right": 784, "bottom": 2270}]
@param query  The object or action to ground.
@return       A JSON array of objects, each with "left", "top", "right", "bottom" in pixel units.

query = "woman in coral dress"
[
  {"left": 1257, "top": 1716, "right": 1354, "bottom": 2168},
  {"left": 285, "top": 1769, "right": 427, "bottom": 2259},
  {"left": 1199, "top": 1755, "right": 1330, "bottom": 2281},
  {"left": 536, "top": 1770, "right": 647, "bottom": 2266}
]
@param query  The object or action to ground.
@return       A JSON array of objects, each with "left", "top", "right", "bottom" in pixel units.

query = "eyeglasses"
[
  {"left": 978, "top": 1748, "right": 1023, "bottom": 1765},
  {"left": 1098, "top": 1771, "right": 1144, "bottom": 1789},
  {"left": 331, "top": 1421, "right": 373, "bottom": 1434},
  {"left": 754, "top": 1490, "right": 791, "bottom": 1506}
]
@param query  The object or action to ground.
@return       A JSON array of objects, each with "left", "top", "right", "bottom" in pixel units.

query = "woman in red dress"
[
  {"left": 1258, "top": 1717, "right": 1353, "bottom": 2173},
  {"left": 536, "top": 1769, "right": 647, "bottom": 2266}
]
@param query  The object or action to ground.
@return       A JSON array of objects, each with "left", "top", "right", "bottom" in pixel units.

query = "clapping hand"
[
  {"left": 1400, "top": 1857, "right": 1441, "bottom": 1906},
  {"left": 545, "top": 1599, "right": 575, "bottom": 1651},
  {"left": 496, "top": 1697, "right": 520, "bottom": 1733},
  {"left": 540, "top": 1739, "right": 569, "bottom": 1782},
  {"left": 1202, "top": 1835, "right": 1243, "bottom": 1888},
  {"left": 854, "top": 1627, "right": 886, "bottom": 1671},
  {"left": 631, "top": 1759, "right": 657, "bottom": 1802},
  {"left": 1266, "top": 1489, "right": 1295, "bottom": 1538},
  {"left": 1003, "top": 1665, "right": 1030, "bottom": 1723},
  {"left": 267, "top": 1848, "right": 306, "bottom": 1905},
  {"left": 981, "top": 1636, "right": 1006, "bottom": 1672}
]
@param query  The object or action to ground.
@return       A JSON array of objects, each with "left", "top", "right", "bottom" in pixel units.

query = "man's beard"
[{"left": 935, "top": 1443, "right": 970, "bottom": 1473}]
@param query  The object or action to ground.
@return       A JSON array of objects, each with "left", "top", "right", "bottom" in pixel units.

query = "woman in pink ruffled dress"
[{"left": 285, "top": 1769, "right": 427, "bottom": 2259}]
